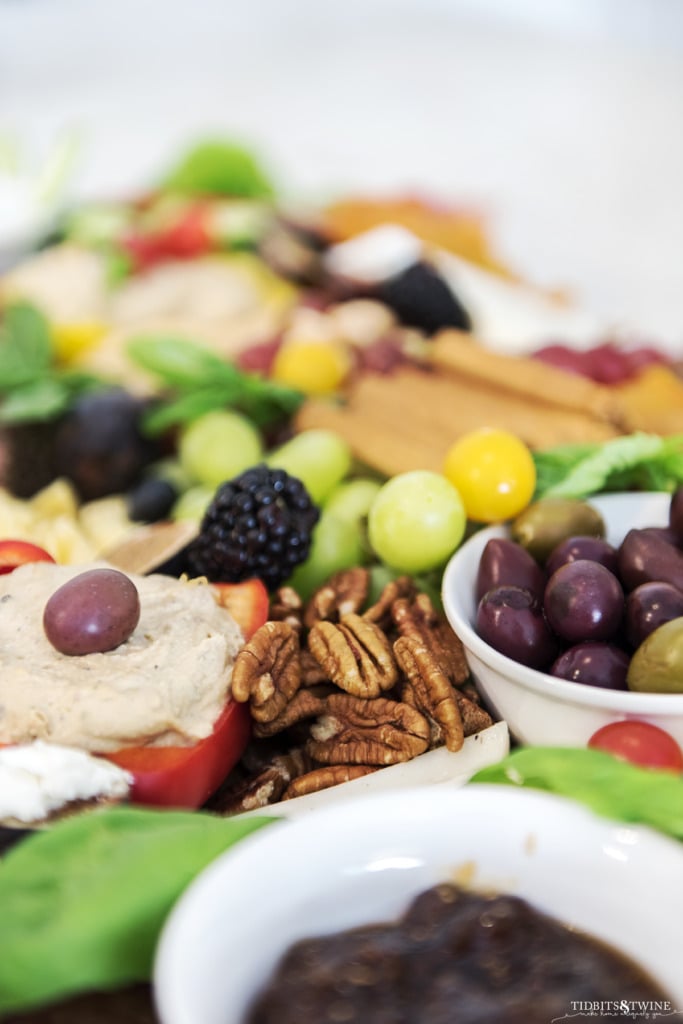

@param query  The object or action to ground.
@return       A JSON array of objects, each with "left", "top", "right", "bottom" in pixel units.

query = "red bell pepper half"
[{"left": 105, "top": 578, "right": 269, "bottom": 809}]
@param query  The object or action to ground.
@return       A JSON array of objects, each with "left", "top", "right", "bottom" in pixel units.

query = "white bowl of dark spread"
[{"left": 153, "top": 784, "right": 683, "bottom": 1024}]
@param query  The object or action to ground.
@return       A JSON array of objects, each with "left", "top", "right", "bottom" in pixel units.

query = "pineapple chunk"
[
  {"left": 29, "top": 479, "right": 80, "bottom": 520},
  {"left": 31, "top": 515, "right": 97, "bottom": 565},
  {"left": 0, "top": 488, "right": 36, "bottom": 538},
  {"left": 0, "top": 481, "right": 136, "bottom": 565},
  {"left": 79, "top": 496, "right": 134, "bottom": 555}
]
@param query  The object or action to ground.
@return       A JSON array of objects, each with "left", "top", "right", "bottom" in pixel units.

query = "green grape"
[
  {"left": 171, "top": 485, "right": 214, "bottom": 522},
  {"left": 287, "top": 511, "right": 365, "bottom": 602},
  {"left": 367, "top": 563, "right": 443, "bottom": 611},
  {"left": 148, "top": 457, "right": 195, "bottom": 493},
  {"left": 266, "top": 429, "right": 352, "bottom": 504},
  {"left": 324, "top": 477, "right": 383, "bottom": 525},
  {"left": 368, "top": 471, "right": 466, "bottom": 574},
  {"left": 367, "top": 563, "right": 401, "bottom": 604},
  {"left": 178, "top": 410, "right": 263, "bottom": 488}
]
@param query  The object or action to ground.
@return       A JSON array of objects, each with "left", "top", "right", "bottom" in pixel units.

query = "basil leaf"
[
  {"left": 0, "top": 377, "right": 72, "bottom": 424},
  {"left": 237, "top": 375, "right": 304, "bottom": 427},
  {"left": 0, "top": 806, "right": 275, "bottom": 1014},
  {"left": 471, "top": 747, "right": 683, "bottom": 841},
  {"left": 127, "top": 336, "right": 240, "bottom": 390},
  {"left": 0, "top": 303, "right": 53, "bottom": 389},
  {"left": 162, "top": 140, "right": 275, "bottom": 198},
  {"left": 129, "top": 336, "right": 304, "bottom": 433},
  {"left": 141, "top": 386, "right": 244, "bottom": 435}
]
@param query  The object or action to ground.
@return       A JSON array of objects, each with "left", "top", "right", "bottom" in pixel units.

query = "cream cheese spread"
[{"left": 0, "top": 740, "right": 132, "bottom": 823}]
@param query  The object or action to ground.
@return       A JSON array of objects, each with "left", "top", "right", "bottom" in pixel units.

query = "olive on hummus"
[{"left": 0, "top": 562, "right": 244, "bottom": 753}]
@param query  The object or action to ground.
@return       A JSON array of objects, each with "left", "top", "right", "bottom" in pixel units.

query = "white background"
[{"left": 1, "top": 0, "right": 682, "bottom": 345}]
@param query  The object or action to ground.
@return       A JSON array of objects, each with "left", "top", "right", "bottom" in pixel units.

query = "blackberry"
[
  {"left": 376, "top": 260, "right": 472, "bottom": 335},
  {"left": 186, "top": 465, "right": 320, "bottom": 590}
]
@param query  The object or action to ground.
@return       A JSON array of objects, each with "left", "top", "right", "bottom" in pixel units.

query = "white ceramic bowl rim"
[
  {"left": 443, "top": 492, "right": 683, "bottom": 714},
  {"left": 153, "top": 782, "right": 683, "bottom": 1024}
]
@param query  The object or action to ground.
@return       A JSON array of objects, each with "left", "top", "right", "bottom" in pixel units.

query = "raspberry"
[{"left": 186, "top": 465, "right": 319, "bottom": 590}]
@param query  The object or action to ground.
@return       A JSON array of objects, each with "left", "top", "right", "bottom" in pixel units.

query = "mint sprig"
[
  {"left": 127, "top": 334, "right": 303, "bottom": 434},
  {"left": 0, "top": 303, "right": 102, "bottom": 424}
]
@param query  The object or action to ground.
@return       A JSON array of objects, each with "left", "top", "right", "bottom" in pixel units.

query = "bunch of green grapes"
[{"left": 169, "top": 410, "right": 469, "bottom": 598}]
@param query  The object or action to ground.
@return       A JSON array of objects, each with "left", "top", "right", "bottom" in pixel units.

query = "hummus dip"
[{"left": 0, "top": 562, "right": 244, "bottom": 752}]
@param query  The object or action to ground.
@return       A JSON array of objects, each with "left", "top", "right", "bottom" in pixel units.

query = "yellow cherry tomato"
[
  {"left": 271, "top": 339, "right": 352, "bottom": 396},
  {"left": 51, "top": 321, "right": 108, "bottom": 362},
  {"left": 443, "top": 428, "right": 536, "bottom": 523}
]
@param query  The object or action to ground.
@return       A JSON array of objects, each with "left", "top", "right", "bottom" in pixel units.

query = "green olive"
[
  {"left": 510, "top": 498, "right": 605, "bottom": 564},
  {"left": 627, "top": 617, "right": 683, "bottom": 693}
]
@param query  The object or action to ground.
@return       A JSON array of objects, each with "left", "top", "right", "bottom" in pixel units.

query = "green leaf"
[
  {"left": 128, "top": 335, "right": 304, "bottom": 432},
  {"left": 58, "top": 368, "right": 110, "bottom": 394},
  {"left": 162, "top": 140, "right": 275, "bottom": 199},
  {"left": 542, "top": 433, "right": 666, "bottom": 498},
  {"left": 533, "top": 433, "right": 683, "bottom": 500},
  {"left": 0, "top": 377, "right": 72, "bottom": 424},
  {"left": 141, "top": 386, "right": 244, "bottom": 435},
  {"left": 0, "top": 303, "right": 53, "bottom": 390},
  {"left": 127, "top": 335, "right": 240, "bottom": 390},
  {"left": 532, "top": 443, "right": 597, "bottom": 497},
  {"left": 472, "top": 747, "right": 683, "bottom": 841},
  {"left": 236, "top": 375, "right": 304, "bottom": 428},
  {"left": 0, "top": 806, "right": 275, "bottom": 1014}
]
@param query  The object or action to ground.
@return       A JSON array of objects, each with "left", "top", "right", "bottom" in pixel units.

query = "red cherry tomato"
[
  {"left": 157, "top": 203, "right": 211, "bottom": 259},
  {"left": 0, "top": 539, "right": 55, "bottom": 575},
  {"left": 104, "top": 578, "right": 269, "bottom": 807},
  {"left": 588, "top": 720, "right": 683, "bottom": 773},
  {"left": 122, "top": 203, "right": 211, "bottom": 271}
]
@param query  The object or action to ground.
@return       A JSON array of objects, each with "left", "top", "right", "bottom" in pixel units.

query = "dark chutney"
[{"left": 246, "top": 883, "right": 671, "bottom": 1024}]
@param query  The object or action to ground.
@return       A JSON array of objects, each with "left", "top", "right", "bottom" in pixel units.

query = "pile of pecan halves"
[{"left": 208, "top": 568, "right": 493, "bottom": 814}]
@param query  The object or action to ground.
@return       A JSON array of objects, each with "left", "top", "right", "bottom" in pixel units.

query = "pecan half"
[
  {"left": 394, "top": 635, "right": 464, "bottom": 753},
  {"left": 269, "top": 586, "right": 304, "bottom": 632},
  {"left": 308, "top": 613, "right": 397, "bottom": 698},
  {"left": 304, "top": 567, "right": 370, "bottom": 628},
  {"left": 392, "top": 593, "right": 470, "bottom": 688},
  {"left": 455, "top": 692, "right": 494, "bottom": 736},
  {"left": 307, "top": 693, "right": 430, "bottom": 765},
  {"left": 363, "top": 575, "right": 416, "bottom": 628},
  {"left": 300, "top": 647, "right": 329, "bottom": 687},
  {"left": 459, "top": 680, "right": 483, "bottom": 705},
  {"left": 210, "top": 749, "right": 312, "bottom": 814},
  {"left": 253, "top": 688, "right": 327, "bottom": 738},
  {"left": 231, "top": 621, "right": 301, "bottom": 723},
  {"left": 283, "top": 764, "right": 377, "bottom": 800}
]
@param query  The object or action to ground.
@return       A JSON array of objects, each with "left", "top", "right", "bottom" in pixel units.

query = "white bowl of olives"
[{"left": 442, "top": 491, "right": 683, "bottom": 754}]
